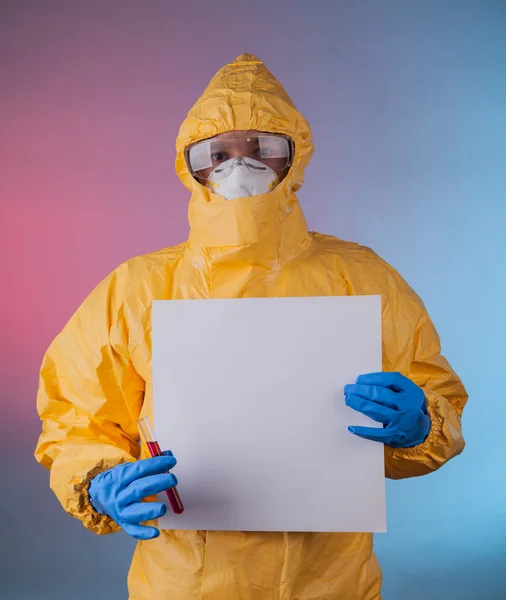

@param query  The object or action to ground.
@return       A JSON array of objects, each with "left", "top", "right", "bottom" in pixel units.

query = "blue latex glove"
[
  {"left": 88, "top": 451, "right": 177, "bottom": 540},
  {"left": 344, "top": 372, "right": 430, "bottom": 448}
]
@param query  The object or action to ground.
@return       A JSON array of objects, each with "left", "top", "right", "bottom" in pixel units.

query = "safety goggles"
[{"left": 186, "top": 132, "right": 294, "bottom": 179}]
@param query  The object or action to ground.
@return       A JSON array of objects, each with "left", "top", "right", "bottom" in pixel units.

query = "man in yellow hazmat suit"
[{"left": 35, "top": 54, "right": 467, "bottom": 599}]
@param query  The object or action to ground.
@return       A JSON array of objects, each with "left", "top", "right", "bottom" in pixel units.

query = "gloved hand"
[
  {"left": 88, "top": 451, "right": 177, "bottom": 540},
  {"left": 344, "top": 372, "right": 430, "bottom": 448}
]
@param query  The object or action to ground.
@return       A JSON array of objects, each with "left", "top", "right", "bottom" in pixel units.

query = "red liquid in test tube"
[{"left": 138, "top": 417, "right": 184, "bottom": 515}]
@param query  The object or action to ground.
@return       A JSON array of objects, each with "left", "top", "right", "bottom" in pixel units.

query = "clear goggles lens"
[{"left": 186, "top": 133, "right": 293, "bottom": 179}]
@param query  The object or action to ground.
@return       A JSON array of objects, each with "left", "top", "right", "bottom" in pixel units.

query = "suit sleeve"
[
  {"left": 381, "top": 269, "right": 468, "bottom": 480},
  {"left": 34, "top": 269, "right": 145, "bottom": 534},
  {"left": 374, "top": 259, "right": 468, "bottom": 479}
]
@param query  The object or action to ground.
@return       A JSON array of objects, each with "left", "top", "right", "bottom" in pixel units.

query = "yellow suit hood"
[{"left": 175, "top": 53, "right": 314, "bottom": 258}]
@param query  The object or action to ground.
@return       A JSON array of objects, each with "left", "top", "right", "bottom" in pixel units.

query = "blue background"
[{"left": 1, "top": 1, "right": 505, "bottom": 598}]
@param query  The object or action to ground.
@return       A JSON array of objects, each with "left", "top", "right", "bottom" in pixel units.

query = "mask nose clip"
[
  {"left": 233, "top": 157, "right": 267, "bottom": 172},
  {"left": 214, "top": 157, "right": 245, "bottom": 176}
]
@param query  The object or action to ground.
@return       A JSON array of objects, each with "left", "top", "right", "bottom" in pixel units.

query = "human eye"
[
  {"left": 255, "top": 146, "right": 273, "bottom": 159},
  {"left": 211, "top": 151, "right": 228, "bottom": 162}
]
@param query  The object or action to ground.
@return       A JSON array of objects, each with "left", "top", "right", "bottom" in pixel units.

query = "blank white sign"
[{"left": 152, "top": 296, "right": 386, "bottom": 533}]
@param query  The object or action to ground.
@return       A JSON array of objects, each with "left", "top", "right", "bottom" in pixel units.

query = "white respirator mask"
[{"left": 206, "top": 156, "right": 279, "bottom": 200}]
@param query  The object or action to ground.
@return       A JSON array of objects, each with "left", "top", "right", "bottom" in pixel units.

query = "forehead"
[{"left": 212, "top": 130, "right": 274, "bottom": 140}]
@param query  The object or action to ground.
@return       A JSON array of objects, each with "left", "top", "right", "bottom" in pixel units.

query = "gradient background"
[{"left": 1, "top": 1, "right": 505, "bottom": 598}]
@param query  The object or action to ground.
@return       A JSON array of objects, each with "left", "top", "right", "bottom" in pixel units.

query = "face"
[{"left": 188, "top": 130, "right": 294, "bottom": 183}]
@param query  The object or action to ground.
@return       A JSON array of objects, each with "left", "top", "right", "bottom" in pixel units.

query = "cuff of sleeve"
[
  {"left": 384, "top": 401, "right": 447, "bottom": 479},
  {"left": 389, "top": 401, "right": 443, "bottom": 459},
  {"left": 68, "top": 457, "right": 134, "bottom": 535}
]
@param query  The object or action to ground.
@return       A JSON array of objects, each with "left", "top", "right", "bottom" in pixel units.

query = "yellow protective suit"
[{"left": 35, "top": 54, "right": 468, "bottom": 600}]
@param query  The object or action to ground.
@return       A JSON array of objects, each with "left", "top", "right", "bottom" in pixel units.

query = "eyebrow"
[{"left": 211, "top": 137, "right": 259, "bottom": 150}]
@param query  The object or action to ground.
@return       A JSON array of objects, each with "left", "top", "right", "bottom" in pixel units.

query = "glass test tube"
[{"left": 138, "top": 416, "right": 184, "bottom": 515}]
